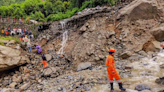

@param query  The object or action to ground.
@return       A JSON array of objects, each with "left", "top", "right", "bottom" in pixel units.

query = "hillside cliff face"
[{"left": 36, "top": 0, "right": 164, "bottom": 69}]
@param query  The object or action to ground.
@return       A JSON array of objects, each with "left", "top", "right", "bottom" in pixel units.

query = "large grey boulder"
[
  {"left": 77, "top": 62, "right": 92, "bottom": 71},
  {"left": 0, "top": 45, "right": 30, "bottom": 71}
]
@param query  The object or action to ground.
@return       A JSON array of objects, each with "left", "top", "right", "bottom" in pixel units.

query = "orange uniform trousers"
[
  {"left": 107, "top": 67, "right": 120, "bottom": 80},
  {"left": 42, "top": 60, "right": 47, "bottom": 68}
]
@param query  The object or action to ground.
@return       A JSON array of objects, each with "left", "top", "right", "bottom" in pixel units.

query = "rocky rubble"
[{"left": 1, "top": 0, "right": 164, "bottom": 92}]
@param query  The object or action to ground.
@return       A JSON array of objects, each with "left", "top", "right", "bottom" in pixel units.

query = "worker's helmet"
[{"left": 109, "top": 48, "right": 115, "bottom": 53}]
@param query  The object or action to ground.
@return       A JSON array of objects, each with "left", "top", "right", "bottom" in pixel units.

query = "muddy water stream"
[{"left": 90, "top": 52, "right": 164, "bottom": 92}]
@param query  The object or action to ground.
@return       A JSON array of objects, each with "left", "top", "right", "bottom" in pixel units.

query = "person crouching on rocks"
[
  {"left": 42, "top": 53, "right": 47, "bottom": 68},
  {"left": 35, "top": 44, "right": 42, "bottom": 54},
  {"left": 106, "top": 48, "right": 126, "bottom": 92}
]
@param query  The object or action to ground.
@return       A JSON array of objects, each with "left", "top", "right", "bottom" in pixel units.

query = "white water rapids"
[
  {"left": 58, "top": 21, "right": 68, "bottom": 55},
  {"left": 90, "top": 51, "right": 164, "bottom": 92}
]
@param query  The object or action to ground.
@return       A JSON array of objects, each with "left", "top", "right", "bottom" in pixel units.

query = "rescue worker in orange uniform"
[
  {"left": 106, "top": 48, "right": 126, "bottom": 92},
  {"left": 42, "top": 53, "right": 47, "bottom": 68}
]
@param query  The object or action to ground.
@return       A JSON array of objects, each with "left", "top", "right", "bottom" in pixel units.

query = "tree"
[{"left": 44, "top": 1, "right": 53, "bottom": 16}]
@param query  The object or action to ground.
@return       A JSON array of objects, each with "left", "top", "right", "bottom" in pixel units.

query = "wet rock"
[
  {"left": 9, "top": 82, "right": 17, "bottom": 88},
  {"left": 20, "top": 83, "right": 30, "bottom": 91},
  {"left": 155, "top": 77, "right": 164, "bottom": 85},
  {"left": 45, "top": 54, "right": 52, "bottom": 61},
  {"left": 77, "top": 62, "right": 92, "bottom": 71},
  {"left": 135, "top": 84, "right": 151, "bottom": 91}
]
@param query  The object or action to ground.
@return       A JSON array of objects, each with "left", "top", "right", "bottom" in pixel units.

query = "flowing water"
[
  {"left": 58, "top": 21, "right": 68, "bottom": 55},
  {"left": 90, "top": 52, "right": 164, "bottom": 92}
]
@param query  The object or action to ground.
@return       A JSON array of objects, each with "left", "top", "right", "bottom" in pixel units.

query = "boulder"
[
  {"left": 155, "top": 77, "right": 164, "bottom": 85},
  {"left": 0, "top": 45, "right": 30, "bottom": 71},
  {"left": 142, "top": 40, "right": 160, "bottom": 52},
  {"left": 43, "top": 67, "right": 56, "bottom": 76},
  {"left": 120, "top": 51, "right": 132, "bottom": 59},
  {"left": 45, "top": 54, "right": 52, "bottom": 61},
  {"left": 135, "top": 84, "right": 151, "bottom": 91},
  {"left": 117, "top": 0, "right": 159, "bottom": 21},
  {"left": 77, "top": 62, "right": 92, "bottom": 71},
  {"left": 151, "top": 27, "right": 164, "bottom": 42}
]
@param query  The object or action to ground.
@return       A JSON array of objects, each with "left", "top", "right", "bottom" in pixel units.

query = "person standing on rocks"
[
  {"left": 27, "top": 42, "right": 32, "bottom": 53},
  {"left": 42, "top": 53, "right": 47, "bottom": 68},
  {"left": 106, "top": 48, "right": 126, "bottom": 92}
]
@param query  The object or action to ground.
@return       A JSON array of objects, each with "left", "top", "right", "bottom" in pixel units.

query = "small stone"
[
  {"left": 9, "top": 82, "right": 17, "bottom": 88},
  {"left": 20, "top": 83, "right": 30, "bottom": 91},
  {"left": 13, "top": 76, "right": 22, "bottom": 83},
  {"left": 125, "top": 66, "right": 133, "bottom": 69},
  {"left": 95, "top": 57, "right": 100, "bottom": 61},
  {"left": 45, "top": 54, "right": 52, "bottom": 61}
]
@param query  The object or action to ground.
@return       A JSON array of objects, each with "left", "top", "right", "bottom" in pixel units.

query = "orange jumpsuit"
[
  {"left": 42, "top": 60, "right": 47, "bottom": 68},
  {"left": 106, "top": 55, "right": 120, "bottom": 81}
]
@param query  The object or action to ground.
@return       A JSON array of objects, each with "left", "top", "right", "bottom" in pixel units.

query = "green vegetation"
[
  {"left": 0, "top": 36, "right": 21, "bottom": 44},
  {"left": 0, "top": 0, "right": 118, "bottom": 21},
  {"left": 0, "top": 0, "right": 25, "bottom": 7}
]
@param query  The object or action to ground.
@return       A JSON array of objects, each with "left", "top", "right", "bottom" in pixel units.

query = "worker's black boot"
[
  {"left": 110, "top": 83, "right": 114, "bottom": 92},
  {"left": 118, "top": 83, "right": 126, "bottom": 91}
]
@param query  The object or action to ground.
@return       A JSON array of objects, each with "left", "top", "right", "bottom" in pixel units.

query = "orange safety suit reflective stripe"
[
  {"left": 106, "top": 55, "right": 120, "bottom": 81},
  {"left": 42, "top": 60, "right": 47, "bottom": 68}
]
